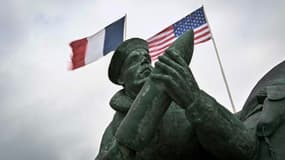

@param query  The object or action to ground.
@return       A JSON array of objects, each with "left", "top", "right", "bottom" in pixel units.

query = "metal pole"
[
  {"left": 203, "top": 6, "right": 236, "bottom": 113},
  {"left": 124, "top": 14, "right": 127, "bottom": 41}
]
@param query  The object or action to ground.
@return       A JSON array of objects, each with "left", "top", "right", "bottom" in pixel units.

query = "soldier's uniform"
[{"left": 95, "top": 32, "right": 285, "bottom": 160}]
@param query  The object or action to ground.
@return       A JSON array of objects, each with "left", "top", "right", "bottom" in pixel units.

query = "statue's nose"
[{"left": 141, "top": 56, "right": 150, "bottom": 64}]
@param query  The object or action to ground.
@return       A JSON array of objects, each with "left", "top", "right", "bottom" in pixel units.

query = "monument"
[{"left": 95, "top": 30, "right": 285, "bottom": 160}]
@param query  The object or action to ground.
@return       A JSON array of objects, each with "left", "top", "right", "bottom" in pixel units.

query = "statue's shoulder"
[
  {"left": 255, "top": 85, "right": 285, "bottom": 136},
  {"left": 266, "top": 85, "right": 285, "bottom": 101},
  {"left": 109, "top": 89, "right": 133, "bottom": 113}
]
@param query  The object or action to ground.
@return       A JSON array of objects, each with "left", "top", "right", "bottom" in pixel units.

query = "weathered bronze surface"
[{"left": 95, "top": 30, "right": 285, "bottom": 160}]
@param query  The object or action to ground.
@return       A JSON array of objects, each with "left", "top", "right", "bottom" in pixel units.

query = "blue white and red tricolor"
[
  {"left": 147, "top": 6, "right": 211, "bottom": 60},
  {"left": 69, "top": 16, "right": 125, "bottom": 70}
]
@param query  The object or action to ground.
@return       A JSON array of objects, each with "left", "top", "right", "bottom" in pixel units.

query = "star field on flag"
[{"left": 147, "top": 6, "right": 211, "bottom": 60}]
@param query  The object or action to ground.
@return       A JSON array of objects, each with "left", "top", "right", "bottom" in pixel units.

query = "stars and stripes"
[{"left": 147, "top": 6, "right": 211, "bottom": 60}]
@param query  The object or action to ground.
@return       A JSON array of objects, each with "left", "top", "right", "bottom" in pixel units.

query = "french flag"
[{"left": 69, "top": 16, "right": 125, "bottom": 70}]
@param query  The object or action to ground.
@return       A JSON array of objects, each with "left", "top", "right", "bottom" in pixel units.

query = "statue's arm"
[
  {"left": 95, "top": 112, "right": 134, "bottom": 160},
  {"left": 185, "top": 91, "right": 258, "bottom": 160},
  {"left": 95, "top": 112, "right": 121, "bottom": 160},
  {"left": 95, "top": 124, "right": 115, "bottom": 159},
  {"left": 151, "top": 50, "right": 258, "bottom": 160}
]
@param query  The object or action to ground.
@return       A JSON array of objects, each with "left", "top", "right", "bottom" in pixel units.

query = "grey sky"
[{"left": 0, "top": 0, "right": 284, "bottom": 160}]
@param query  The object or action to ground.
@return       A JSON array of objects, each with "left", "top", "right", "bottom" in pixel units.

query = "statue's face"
[{"left": 120, "top": 48, "right": 153, "bottom": 94}]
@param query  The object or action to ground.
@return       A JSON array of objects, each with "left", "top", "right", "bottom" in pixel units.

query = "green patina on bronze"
[
  {"left": 115, "top": 30, "right": 194, "bottom": 151},
  {"left": 95, "top": 29, "right": 285, "bottom": 160}
]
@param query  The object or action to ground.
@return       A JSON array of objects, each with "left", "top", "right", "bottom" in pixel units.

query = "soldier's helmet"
[{"left": 108, "top": 38, "right": 148, "bottom": 85}]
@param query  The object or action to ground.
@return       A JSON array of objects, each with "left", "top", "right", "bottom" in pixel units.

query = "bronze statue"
[{"left": 95, "top": 30, "right": 285, "bottom": 160}]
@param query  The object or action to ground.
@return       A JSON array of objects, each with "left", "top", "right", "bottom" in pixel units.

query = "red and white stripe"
[
  {"left": 147, "top": 26, "right": 176, "bottom": 61},
  {"left": 147, "top": 23, "right": 211, "bottom": 61},
  {"left": 69, "top": 29, "right": 106, "bottom": 70},
  {"left": 194, "top": 24, "right": 211, "bottom": 45}
]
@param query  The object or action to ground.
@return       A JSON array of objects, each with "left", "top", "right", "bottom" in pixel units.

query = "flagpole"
[
  {"left": 124, "top": 14, "right": 127, "bottom": 41},
  {"left": 202, "top": 6, "right": 236, "bottom": 113}
]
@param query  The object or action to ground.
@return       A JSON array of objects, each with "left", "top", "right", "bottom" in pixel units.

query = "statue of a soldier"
[{"left": 95, "top": 30, "right": 285, "bottom": 160}]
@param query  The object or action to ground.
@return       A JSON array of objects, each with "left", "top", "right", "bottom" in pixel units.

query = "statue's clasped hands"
[{"left": 151, "top": 49, "right": 200, "bottom": 109}]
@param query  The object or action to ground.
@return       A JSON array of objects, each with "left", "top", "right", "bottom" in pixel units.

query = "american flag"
[{"left": 147, "top": 6, "right": 211, "bottom": 60}]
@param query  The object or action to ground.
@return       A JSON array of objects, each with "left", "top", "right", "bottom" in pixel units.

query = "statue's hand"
[{"left": 151, "top": 49, "right": 200, "bottom": 109}]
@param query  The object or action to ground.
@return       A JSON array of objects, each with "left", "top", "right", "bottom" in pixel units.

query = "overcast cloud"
[{"left": 0, "top": 0, "right": 284, "bottom": 160}]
